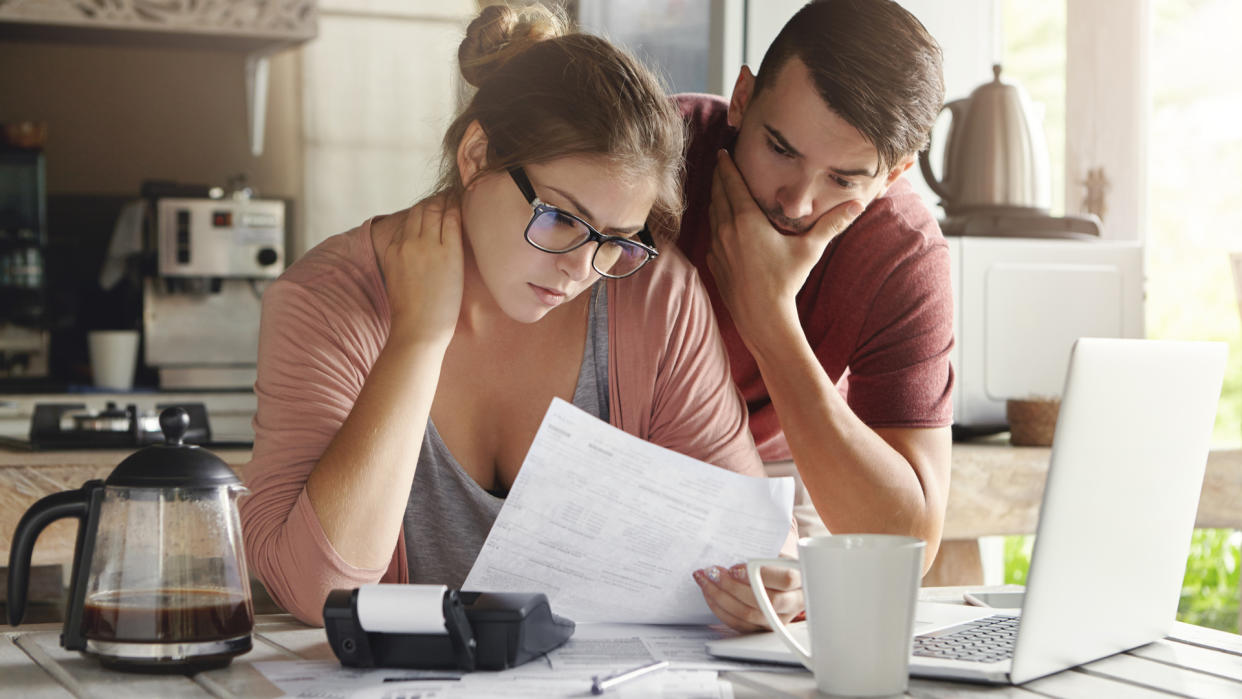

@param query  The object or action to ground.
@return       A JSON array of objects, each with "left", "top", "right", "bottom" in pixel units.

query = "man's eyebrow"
[
  {"left": 544, "top": 184, "right": 644, "bottom": 235},
  {"left": 764, "top": 125, "right": 803, "bottom": 159},
  {"left": 766, "top": 124, "right": 879, "bottom": 178},
  {"left": 831, "top": 163, "right": 880, "bottom": 178}
]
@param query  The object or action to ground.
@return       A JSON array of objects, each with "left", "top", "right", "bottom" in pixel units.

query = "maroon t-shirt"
[{"left": 675, "top": 94, "right": 955, "bottom": 460}]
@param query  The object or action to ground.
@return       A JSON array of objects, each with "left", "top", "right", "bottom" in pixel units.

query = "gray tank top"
[{"left": 403, "top": 282, "right": 609, "bottom": 587}]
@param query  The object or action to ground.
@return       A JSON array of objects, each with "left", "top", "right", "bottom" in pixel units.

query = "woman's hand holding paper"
[{"left": 693, "top": 562, "right": 804, "bottom": 632}]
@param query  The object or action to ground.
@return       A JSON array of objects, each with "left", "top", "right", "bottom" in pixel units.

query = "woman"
[{"left": 241, "top": 4, "right": 801, "bottom": 630}]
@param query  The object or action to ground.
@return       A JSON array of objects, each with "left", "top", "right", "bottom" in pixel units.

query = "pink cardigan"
[{"left": 241, "top": 218, "right": 764, "bottom": 625}]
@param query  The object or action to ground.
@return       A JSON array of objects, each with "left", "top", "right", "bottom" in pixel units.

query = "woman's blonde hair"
[{"left": 437, "top": 3, "right": 685, "bottom": 239}]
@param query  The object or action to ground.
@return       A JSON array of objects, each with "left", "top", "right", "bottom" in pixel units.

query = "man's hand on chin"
[{"left": 706, "top": 150, "right": 862, "bottom": 340}]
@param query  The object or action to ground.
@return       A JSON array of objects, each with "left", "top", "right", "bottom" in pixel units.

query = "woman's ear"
[{"left": 457, "top": 120, "right": 490, "bottom": 190}]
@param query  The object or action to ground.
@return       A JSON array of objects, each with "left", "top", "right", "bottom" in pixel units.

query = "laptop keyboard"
[{"left": 913, "top": 614, "right": 1020, "bottom": 663}]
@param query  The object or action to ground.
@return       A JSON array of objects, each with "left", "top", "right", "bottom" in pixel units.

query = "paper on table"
[
  {"left": 252, "top": 659, "right": 728, "bottom": 698},
  {"left": 251, "top": 661, "right": 462, "bottom": 698},
  {"left": 559, "top": 623, "right": 808, "bottom": 673},
  {"left": 463, "top": 398, "right": 794, "bottom": 624}
]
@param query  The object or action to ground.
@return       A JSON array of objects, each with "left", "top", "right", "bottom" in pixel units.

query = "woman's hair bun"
[{"left": 459, "top": 3, "right": 569, "bottom": 88}]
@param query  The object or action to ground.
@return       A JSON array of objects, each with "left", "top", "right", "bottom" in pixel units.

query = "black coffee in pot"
[{"left": 82, "top": 588, "right": 252, "bottom": 643}]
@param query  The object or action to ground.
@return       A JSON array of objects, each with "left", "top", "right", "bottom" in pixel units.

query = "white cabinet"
[
  {"left": 948, "top": 236, "right": 1145, "bottom": 428},
  {"left": 0, "top": 0, "right": 319, "bottom": 157},
  {"left": 0, "top": 1, "right": 316, "bottom": 46}
]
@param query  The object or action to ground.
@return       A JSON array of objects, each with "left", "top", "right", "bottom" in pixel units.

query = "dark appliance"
[
  {"left": 0, "top": 146, "right": 50, "bottom": 380},
  {"left": 323, "top": 587, "right": 575, "bottom": 671}
]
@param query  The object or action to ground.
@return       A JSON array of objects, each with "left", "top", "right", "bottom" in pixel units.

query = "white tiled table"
[{"left": 4, "top": 587, "right": 1240, "bottom": 698}]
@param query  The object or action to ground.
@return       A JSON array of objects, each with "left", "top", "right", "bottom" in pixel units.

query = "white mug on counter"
[
  {"left": 748, "top": 534, "right": 925, "bottom": 697},
  {"left": 88, "top": 330, "right": 140, "bottom": 391}
]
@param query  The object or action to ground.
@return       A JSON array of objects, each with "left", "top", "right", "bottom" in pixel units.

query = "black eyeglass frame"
[{"left": 508, "top": 166, "right": 659, "bottom": 279}]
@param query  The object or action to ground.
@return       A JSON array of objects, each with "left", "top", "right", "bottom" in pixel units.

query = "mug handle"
[{"left": 747, "top": 558, "right": 812, "bottom": 670}]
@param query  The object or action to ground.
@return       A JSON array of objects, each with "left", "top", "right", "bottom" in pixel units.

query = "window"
[
  {"left": 1000, "top": 1, "right": 1065, "bottom": 216},
  {"left": 1000, "top": 0, "right": 1242, "bottom": 633},
  {"left": 1148, "top": 0, "right": 1242, "bottom": 630},
  {"left": 1148, "top": 0, "right": 1242, "bottom": 444}
]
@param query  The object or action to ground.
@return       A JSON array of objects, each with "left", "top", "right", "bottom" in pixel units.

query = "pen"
[{"left": 591, "top": 660, "right": 670, "bottom": 695}]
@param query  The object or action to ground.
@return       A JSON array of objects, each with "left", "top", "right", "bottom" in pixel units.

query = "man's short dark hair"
[{"left": 753, "top": 0, "right": 945, "bottom": 170}]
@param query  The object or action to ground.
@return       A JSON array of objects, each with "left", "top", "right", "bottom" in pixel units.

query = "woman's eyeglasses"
[{"left": 508, "top": 167, "right": 658, "bottom": 279}]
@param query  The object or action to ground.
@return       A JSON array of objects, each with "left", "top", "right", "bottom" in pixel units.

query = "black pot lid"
[{"left": 105, "top": 407, "right": 240, "bottom": 488}]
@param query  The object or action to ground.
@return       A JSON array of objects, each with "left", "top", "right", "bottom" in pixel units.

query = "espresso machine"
[{"left": 142, "top": 183, "right": 285, "bottom": 389}]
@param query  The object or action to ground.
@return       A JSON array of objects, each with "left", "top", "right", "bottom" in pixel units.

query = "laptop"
[{"left": 707, "top": 337, "right": 1227, "bottom": 685}]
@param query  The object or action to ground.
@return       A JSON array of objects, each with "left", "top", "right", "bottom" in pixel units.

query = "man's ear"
[
  {"left": 727, "top": 65, "right": 757, "bottom": 129},
  {"left": 881, "top": 153, "right": 917, "bottom": 191},
  {"left": 457, "top": 120, "right": 490, "bottom": 190}
]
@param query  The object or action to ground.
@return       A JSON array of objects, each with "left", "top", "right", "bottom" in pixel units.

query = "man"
[{"left": 685, "top": 0, "right": 954, "bottom": 629}]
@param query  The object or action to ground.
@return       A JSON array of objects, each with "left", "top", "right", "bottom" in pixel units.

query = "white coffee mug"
[
  {"left": 748, "top": 534, "right": 925, "bottom": 697},
  {"left": 88, "top": 330, "right": 140, "bottom": 391}
]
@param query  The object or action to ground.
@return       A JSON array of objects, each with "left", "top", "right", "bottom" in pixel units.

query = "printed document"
[
  {"left": 252, "top": 624, "right": 795, "bottom": 698},
  {"left": 463, "top": 398, "right": 794, "bottom": 624},
  {"left": 252, "top": 660, "right": 729, "bottom": 698}
]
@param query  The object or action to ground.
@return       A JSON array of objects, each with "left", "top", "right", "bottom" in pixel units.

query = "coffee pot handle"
[
  {"left": 918, "top": 97, "right": 969, "bottom": 203},
  {"left": 6, "top": 481, "right": 103, "bottom": 627}
]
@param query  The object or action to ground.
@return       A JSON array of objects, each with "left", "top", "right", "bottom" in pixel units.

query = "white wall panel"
[{"left": 299, "top": 2, "right": 472, "bottom": 255}]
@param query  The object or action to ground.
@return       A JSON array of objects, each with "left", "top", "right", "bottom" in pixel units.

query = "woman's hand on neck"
[{"left": 377, "top": 194, "right": 465, "bottom": 350}]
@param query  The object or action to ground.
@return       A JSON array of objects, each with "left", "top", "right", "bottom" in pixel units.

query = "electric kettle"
[
  {"left": 919, "top": 64, "right": 1052, "bottom": 216},
  {"left": 7, "top": 407, "right": 253, "bottom": 673}
]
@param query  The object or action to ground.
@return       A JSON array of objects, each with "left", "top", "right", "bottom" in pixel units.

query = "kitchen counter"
[
  {"left": 0, "top": 447, "right": 252, "bottom": 570},
  {"left": 943, "top": 438, "right": 1242, "bottom": 538},
  {"left": 3, "top": 439, "right": 1240, "bottom": 581},
  {"left": 921, "top": 438, "right": 1242, "bottom": 589},
  {"left": 0, "top": 447, "right": 252, "bottom": 468}
]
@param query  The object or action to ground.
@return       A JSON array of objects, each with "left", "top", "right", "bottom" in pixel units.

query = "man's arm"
[
  {"left": 707, "top": 151, "right": 951, "bottom": 572},
  {"left": 748, "top": 312, "right": 951, "bottom": 570}
]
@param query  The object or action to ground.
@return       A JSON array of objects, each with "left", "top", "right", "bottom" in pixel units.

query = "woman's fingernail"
[
  {"left": 731, "top": 565, "right": 747, "bottom": 581},
  {"left": 693, "top": 569, "right": 705, "bottom": 584},
  {"left": 707, "top": 566, "right": 723, "bottom": 583}
]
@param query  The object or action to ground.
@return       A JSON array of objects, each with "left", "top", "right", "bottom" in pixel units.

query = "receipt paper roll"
[{"left": 355, "top": 583, "right": 449, "bottom": 634}]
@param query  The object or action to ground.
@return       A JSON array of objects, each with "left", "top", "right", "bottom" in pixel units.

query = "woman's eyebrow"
[{"left": 543, "top": 184, "right": 644, "bottom": 235}]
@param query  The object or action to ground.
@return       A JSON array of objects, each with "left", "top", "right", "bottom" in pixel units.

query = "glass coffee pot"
[{"left": 7, "top": 407, "right": 253, "bottom": 672}]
